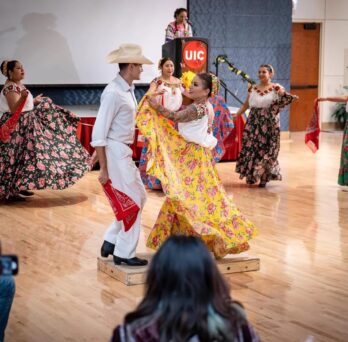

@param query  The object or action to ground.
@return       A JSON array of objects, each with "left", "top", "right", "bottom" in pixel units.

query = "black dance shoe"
[
  {"left": 100, "top": 240, "right": 115, "bottom": 257},
  {"left": 258, "top": 182, "right": 267, "bottom": 188},
  {"left": 19, "top": 190, "right": 34, "bottom": 196},
  {"left": 113, "top": 256, "right": 148, "bottom": 266},
  {"left": 6, "top": 195, "right": 26, "bottom": 203}
]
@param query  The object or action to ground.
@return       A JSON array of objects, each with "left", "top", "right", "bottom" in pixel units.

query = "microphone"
[{"left": 187, "top": 19, "right": 194, "bottom": 27}]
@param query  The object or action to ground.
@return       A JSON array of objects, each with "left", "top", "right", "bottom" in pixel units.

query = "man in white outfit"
[{"left": 91, "top": 44, "right": 152, "bottom": 266}]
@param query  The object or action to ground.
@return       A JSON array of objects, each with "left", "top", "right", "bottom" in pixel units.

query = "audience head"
[
  {"left": 1, "top": 60, "right": 24, "bottom": 81},
  {"left": 174, "top": 8, "right": 188, "bottom": 24},
  {"left": 124, "top": 236, "right": 244, "bottom": 341},
  {"left": 158, "top": 57, "right": 174, "bottom": 78},
  {"left": 258, "top": 64, "right": 274, "bottom": 82}
]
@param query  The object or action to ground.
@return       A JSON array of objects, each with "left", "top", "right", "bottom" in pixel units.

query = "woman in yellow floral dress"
[{"left": 136, "top": 73, "right": 257, "bottom": 258}]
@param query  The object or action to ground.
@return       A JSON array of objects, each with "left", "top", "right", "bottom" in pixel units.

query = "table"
[{"left": 76, "top": 115, "right": 246, "bottom": 162}]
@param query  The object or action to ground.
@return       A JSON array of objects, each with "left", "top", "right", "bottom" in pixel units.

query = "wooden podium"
[{"left": 162, "top": 37, "right": 209, "bottom": 78}]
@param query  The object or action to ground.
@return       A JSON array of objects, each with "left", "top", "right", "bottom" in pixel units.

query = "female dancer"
[
  {"left": 0, "top": 60, "right": 91, "bottom": 202},
  {"left": 137, "top": 73, "right": 257, "bottom": 258},
  {"left": 235, "top": 64, "right": 298, "bottom": 187},
  {"left": 318, "top": 95, "right": 348, "bottom": 186}
]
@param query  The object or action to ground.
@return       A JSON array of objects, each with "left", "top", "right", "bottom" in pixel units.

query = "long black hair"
[{"left": 125, "top": 236, "right": 247, "bottom": 341}]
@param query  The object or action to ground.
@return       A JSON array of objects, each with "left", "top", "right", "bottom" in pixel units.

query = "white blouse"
[
  {"left": 0, "top": 82, "right": 34, "bottom": 117},
  {"left": 178, "top": 102, "right": 217, "bottom": 150},
  {"left": 249, "top": 86, "right": 279, "bottom": 108},
  {"left": 154, "top": 78, "right": 183, "bottom": 111}
]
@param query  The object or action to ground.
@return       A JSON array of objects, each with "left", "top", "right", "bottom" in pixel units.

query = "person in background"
[
  {"left": 110, "top": 236, "right": 260, "bottom": 341},
  {"left": 318, "top": 95, "right": 348, "bottom": 187},
  {"left": 0, "top": 60, "right": 91, "bottom": 202},
  {"left": 165, "top": 8, "right": 193, "bottom": 42},
  {"left": 91, "top": 44, "right": 153, "bottom": 266},
  {"left": 235, "top": 64, "right": 298, "bottom": 187},
  {"left": 138, "top": 57, "right": 184, "bottom": 190}
]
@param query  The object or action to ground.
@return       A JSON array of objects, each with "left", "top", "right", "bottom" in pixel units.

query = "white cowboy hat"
[{"left": 106, "top": 44, "right": 153, "bottom": 64}]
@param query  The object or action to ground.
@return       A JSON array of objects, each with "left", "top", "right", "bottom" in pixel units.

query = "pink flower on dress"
[
  {"left": 51, "top": 151, "right": 59, "bottom": 158},
  {"left": 38, "top": 178, "right": 46, "bottom": 186},
  {"left": 27, "top": 164, "right": 35, "bottom": 171},
  {"left": 49, "top": 165, "right": 56, "bottom": 172},
  {"left": 207, "top": 203, "right": 216, "bottom": 214},
  {"left": 47, "top": 114, "right": 52, "bottom": 121},
  {"left": 45, "top": 131, "right": 53, "bottom": 139},
  {"left": 66, "top": 126, "right": 73, "bottom": 134},
  {"left": 58, "top": 179, "right": 65, "bottom": 187},
  {"left": 28, "top": 182, "right": 35, "bottom": 190},
  {"left": 184, "top": 177, "right": 193, "bottom": 185},
  {"left": 188, "top": 160, "right": 198, "bottom": 170},
  {"left": 69, "top": 136, "right": 76, "bottom": 143},
  {"left": 27, "top": 142, "right": 34, "bottom": 150},
  {"left": 207, "top": 186, "right": 217, "bottom": 197},
  {"left": 37, "top": 162, "right": 46, "bottom": 171},
  {"left": 9, "top": 157, "right": 15, "bottom": 165},
  {"left": 59, "top": 151, "right": 68, "bottom": 159}
]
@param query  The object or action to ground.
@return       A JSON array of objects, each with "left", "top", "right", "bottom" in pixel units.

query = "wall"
[
  {"left": 189, "top": 0, "right": 293, "bottom": 131},
  {"left": 0, "top": 0, "right": 185, "bottom": 85},
  {"left": 293, "top": 0, "right": 348, "bottom": 124}
]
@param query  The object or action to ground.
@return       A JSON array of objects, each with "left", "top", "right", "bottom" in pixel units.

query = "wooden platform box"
[{"left": 98, "top": 254, "right": 260, "bottom": 286}]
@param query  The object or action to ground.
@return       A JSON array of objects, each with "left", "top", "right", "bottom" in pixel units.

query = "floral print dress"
[
  {"left": 0, "top": 84, "right": 91, "bottom": 199},
  {"left": 236, "top": 85, "right": 297, "bottom": 184},
  {"left": 136, "top": 97, "right": 257, "bottom": 258}
]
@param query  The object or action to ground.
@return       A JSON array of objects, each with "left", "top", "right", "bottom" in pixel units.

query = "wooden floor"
[{"left": 1, "top": 132, "right": 347, "bottom": 342}]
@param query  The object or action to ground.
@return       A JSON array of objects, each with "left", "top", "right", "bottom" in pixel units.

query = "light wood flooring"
[{"left": 1, "top": 132, "right": 347, "bottom": 342}]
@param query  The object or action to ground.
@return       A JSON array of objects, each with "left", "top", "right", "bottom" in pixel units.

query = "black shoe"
[
  {"left": 246, "top": 180, "right": 255, "bottom": 185},
  {"left": 259, "top": 182, "right": 267, "bottom": 188},
  {"left": 113, "top": 256, "right": 148, "bottom": 266},
  {"left": 19, "top": 190, "right": 34, "bottom": 196},
  {"left": 100, "top": 240, "right": 115, "bottom": 257},
  {"left": 6, "top": 195, "right": 26, "bottom": 203}
]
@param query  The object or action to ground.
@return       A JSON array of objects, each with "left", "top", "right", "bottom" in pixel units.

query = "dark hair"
[
  {"left": 158, "top": 57, "right": 173, "bottom": 70},
  {"left": 174, "top": 8, "right": 187, "bottom": 18},
  {"left": 259, "top": 64, "right": 274, "bottom": 74},
  {"left": 197, "top": 72, "right": 213, "bottom": 97},
  {"left": 125, "top": 236, "right": 246, "bottom": 341},
  {"left": 1, "top": 60, "right": 19, "bottom": 78},
  {"left": 118, "top": 63, "right": 130, "bottom": 71}
]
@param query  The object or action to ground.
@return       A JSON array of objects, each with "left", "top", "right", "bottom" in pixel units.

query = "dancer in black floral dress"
[
  {"left": 0, "top": 60, "right": 91, "bottom": 202},
  {"left": 235, "top": 64, "right": 298, "bottom": 187}
]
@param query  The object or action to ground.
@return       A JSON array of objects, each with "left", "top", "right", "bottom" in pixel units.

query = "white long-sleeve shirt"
[{"left": 91, "top": 74, "right": 138, "bottom": 147}]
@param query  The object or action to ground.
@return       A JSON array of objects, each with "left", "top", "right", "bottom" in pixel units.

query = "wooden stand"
[
  {"left": 216, "top": 256, "right": 260, "bottom": 274},
  {"left": 97, "top": 253, "right": 152, "bottom": 286},
  {"left": 98, "top": 254, "right": 260, "bottom": 286}
]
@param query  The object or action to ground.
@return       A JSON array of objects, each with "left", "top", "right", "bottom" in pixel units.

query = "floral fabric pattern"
[
  {"left": 0, "top": 98, "right": 91, "bottom": 199},
  {"left": 139, "top": 95, "right": 234, "bottom": 190},
  {"left": 236, "top": 92, "right": 296, "bottom": 184},
  {"left": 136, "top": 98, "right": 257, "bottom": 258},
  {"left": 338, "top": 120, "right": 348, "bottom": 186}
]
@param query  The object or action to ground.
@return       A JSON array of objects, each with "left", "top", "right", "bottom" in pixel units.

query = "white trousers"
[{"left": 103, "top": 140, "right": 147, "bottom": 258}]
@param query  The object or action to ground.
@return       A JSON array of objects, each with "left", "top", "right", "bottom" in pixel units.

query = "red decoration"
[
  {"left": 102, "top": 179, "right": 140, "bottom": 231},
  {"left": 0, "top": 95, "right": 27, "bottom": 143}
]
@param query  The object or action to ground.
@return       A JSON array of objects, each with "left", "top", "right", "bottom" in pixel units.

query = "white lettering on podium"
[{"left": 184, "top": 50, "right": 205, "bottom": 61}]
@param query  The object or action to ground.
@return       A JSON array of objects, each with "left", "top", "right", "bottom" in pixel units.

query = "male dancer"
[{"left": 91, "top": 44, "right": 153, "bottom": 266}]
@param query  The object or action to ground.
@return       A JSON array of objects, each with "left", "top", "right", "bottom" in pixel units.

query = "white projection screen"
[{"left": 0, "top": 0, "right": 186, "bottom": 84}]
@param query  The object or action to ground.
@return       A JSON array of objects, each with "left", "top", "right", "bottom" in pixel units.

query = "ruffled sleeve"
[{"left": 2, "top": 84, "right": 21, "bottom": 96}]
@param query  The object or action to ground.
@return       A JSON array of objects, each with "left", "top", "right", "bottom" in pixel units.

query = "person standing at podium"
[{"left": 165, "top": 8, "right": 193, "bottom": 42}]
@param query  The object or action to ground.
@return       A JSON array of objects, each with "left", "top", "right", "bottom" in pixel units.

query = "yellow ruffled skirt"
[{"left": 136, "top": 98, "right": 257, "bottom": 258}]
